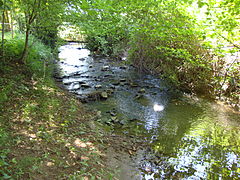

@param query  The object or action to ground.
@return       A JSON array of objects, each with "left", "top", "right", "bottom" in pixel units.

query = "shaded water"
[{"left": 58, "top": 43, "right": 240, "bottom": 179}]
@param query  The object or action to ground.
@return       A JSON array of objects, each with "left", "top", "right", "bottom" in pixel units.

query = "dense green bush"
[
  {"left": 67, "top": 0, "right": 239, "bottom": 106},
  {"left": 0, "top": 33, "right": 54, "bottom": 109},
  {"left": 125, "top": 1, "right": 215, "bottom": 93},
  {"left": 3, "top": 33, "right": 53, "bottom": 77}
]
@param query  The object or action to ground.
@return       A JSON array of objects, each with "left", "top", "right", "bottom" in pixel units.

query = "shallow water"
[{"left": 58, "top": 43, "right": 240, "bottom": 179}]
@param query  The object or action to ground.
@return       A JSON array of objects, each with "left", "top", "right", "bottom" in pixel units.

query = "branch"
[{"left": 217, "top": 33, "right": 240, "bottom": 50}]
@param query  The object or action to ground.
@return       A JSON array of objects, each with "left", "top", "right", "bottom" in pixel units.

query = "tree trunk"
[
  {"left": 5, "top": 10, "right": 10, "bottom": 31},
  {"left": 1, "top": 7, "right": 5, "bottom": 60},
  {"left": 11, "top": 9, "right": 14, "bottom": 38},
  {"left": 19, "top": 27, "right": 30, "bottom": 64}
]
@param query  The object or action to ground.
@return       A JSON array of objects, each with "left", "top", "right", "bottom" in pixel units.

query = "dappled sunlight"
[
  {"left": 73, "top": 138, "right": 102, "bottom": 154},
  {"left": 46, "top": 161, "right": 55, "bottom": 167},
  {"left": 74, "top": 138, "right": 94, "bottom": 149},
  {"left": 41, "top": 85, "right": 56, "bottom": 93},
  {"left": 0, "top": 71, "right": 108, "bottom": 178}
]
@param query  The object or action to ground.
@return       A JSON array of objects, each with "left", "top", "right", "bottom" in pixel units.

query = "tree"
[
  {"left": 1, "top": 0, "right": 5, "bottom": 58},
  {"left": 15, "top": 0, "right": 42, "bottom": 63},
  {"left": 32, "top": 0, "right": 66, "bottom": 48},
  {"left": 16, "top": 0, "right": 67, "bottom": 63},
  {"left": 0, "top": 0, "right": 12, "bottom": 61}
]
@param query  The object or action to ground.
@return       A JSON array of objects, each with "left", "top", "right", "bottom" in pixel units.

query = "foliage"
[
  {"left": 0, "top": 0, "right": 68, "bottom": 63},
  {"left": 31, "top": 0, "right": 67, "bottom": 48},
  {"left": 68, "top": 0, "right": 130, "bottom": 58},
  {"left": 195, "top": 0, "right": 240, "bottom": 103},
  {"left": 1, "top": 0, "right": 239, "bottom": 103},
  {"left": 125, "top": 0, "right": 213, "bottom": 92},
  {"left": 69, "top": 0, "right": 239, "bottom": 105},
  {"left": 3, "top": 32, "right": 53, "bottom": 76}
]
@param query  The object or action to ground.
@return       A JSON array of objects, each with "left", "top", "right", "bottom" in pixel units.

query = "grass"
[
  {"left": 0, "top": 33, "right": 115, "bottom": 179},
  {"left": 0, "top": 61, "right": 115, "bottom": 179}
]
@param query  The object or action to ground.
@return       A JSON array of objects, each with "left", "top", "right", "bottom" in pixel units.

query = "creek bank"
[
  {"left": 57, "top": 43, "right": 240, "bottom": 179},
  {"left": 0, "top": 61, "right": 120, "bottom": 179}
]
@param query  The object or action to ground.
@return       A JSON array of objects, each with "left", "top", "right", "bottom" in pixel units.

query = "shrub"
[{"left": 3, "top": 33, "right": 53, "bottom": 77}]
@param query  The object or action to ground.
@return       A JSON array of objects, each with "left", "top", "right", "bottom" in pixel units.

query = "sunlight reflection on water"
[
  {"left": 58, "top": 43, "right": 240, "bottom": 180},
  {"left": 153, "top": 104, "right": 164, "bottom": 112}
]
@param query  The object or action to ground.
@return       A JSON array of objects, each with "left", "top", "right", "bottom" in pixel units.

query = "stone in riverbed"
[
  {"left": 119, "top": 66, "right": 127, "bottom": 70},
  {"left": 96, "top": 79, "right": 101, "bottom": 82},
  {"left": 81, "top": 84, "right": 91, "bottom": 88},
  {"left": 106, "top": 89, "right": 114, "bottom": 94},
  {"left": 110, "top": 111, "right": 117, "bottom": 116},
  {"left": 63, "top": 82, "right": 72, "bottom": 85},
  {"left": 124, "top": 81, "right": 130, "bottom": 85},
  {"left": 95, "top": 85, "right": 102, "bottom": 89},
  {"left": 101, "top": 92, "right": 108, "bottom": 99},
  {"left": 120, "top": 78, "right": 126, "bottom": 82},
  {"left": 101, "top": 66, "right": 110, "bottom": 71},
  {"left": 76, "top": 95, "right": 88, "bottom": 103},
  {"left": 138, "top": 88, "right": 146, "bottom": 93},
  {"left": 134, "top": 94, "right": 144, "bottom": 100},
  {"left": 119, "top": 120, "right": 127, "bottom": 125},
  {"left": 77, "top": 91, "right": 107, "bottom": 102},
  {"left": 81, "top": 75, "right": 90, "bottom": 78},
  {"left": 112, "top": 81, "right": 120, "bottom": 86},
  {"left": 104, "top": 74, "right": 113, "bottom": 78},
  {"left": 144, "top": 85, "right": 151, "bottom": 88},
  {"left": 79, "top": 81, "right": 87, "bottom": 84},
  {"left": 152, "top": 92, "right": 157, "bottom": 95},
  {"left": 55, "top": 78, "right": 63, "bottom": 82},
  {"left": 130, "top": 83, "right": 138, "bottom": 87},
  {"left": 109, "top": 85, "right": 116, "bottom": 89}
]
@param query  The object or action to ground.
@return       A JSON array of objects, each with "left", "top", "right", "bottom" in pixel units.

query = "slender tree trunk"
[
  {"left": 19, "top": 26, "right": 30, "bottom": 63},
  {"left": 11, "top": 10, "right": 14, "bottom": 38},
  {"left": 1, "top": 6, "right": 5, "bottom": 60},
  {"left": 19, "top": 0, "right": 41, "bottom": 64},
  {"left": 5, "top": 10, "right": 10, "bottom": 31}
]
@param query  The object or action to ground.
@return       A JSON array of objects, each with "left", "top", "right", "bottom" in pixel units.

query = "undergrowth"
[{"left": 0, "top": 34, "right": 114, "bottom": 179}]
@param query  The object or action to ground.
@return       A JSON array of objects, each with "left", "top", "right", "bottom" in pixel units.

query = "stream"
[{"left": 57, "top": 43, "right": 240, "bottom": 179}]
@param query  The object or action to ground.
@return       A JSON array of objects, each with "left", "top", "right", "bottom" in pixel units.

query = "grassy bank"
[{"left": 0, "top": 34, "right": 113, "bottom": 179}]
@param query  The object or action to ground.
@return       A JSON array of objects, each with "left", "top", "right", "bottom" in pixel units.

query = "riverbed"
[{"left": 57, "top": 43, "right": 240, "bottom": 179}]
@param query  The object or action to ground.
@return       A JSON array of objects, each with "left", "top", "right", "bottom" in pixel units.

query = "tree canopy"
[{"left": 1, "top": 0, "right": 239, "bottom": 102}]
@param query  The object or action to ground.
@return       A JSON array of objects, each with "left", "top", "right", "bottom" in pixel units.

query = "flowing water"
[{"left": 57, "top": 43, "right": 240, "bottom": 179}]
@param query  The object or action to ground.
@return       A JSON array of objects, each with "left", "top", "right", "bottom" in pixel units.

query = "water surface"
[{"left": 58, "top": 43, "right": 240, "bottom": 179}]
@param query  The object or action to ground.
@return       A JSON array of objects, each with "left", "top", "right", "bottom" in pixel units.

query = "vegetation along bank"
[{"left": 0, "top": 0, "right": 239, "bottom": 179}]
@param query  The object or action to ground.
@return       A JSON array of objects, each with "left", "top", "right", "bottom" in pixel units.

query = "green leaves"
[
  {"left": 0, "top": 0, "right": 3, "bottom": 8},
  {"left": 81, "top": 0, "right": 89, "bottom": 9},
  {"left": 0, "top": 0, "right": 11, "bottom": 11},
  {"left": 65, "top": 0, "right": 239, "bottom": 97}
]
